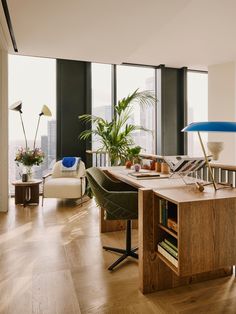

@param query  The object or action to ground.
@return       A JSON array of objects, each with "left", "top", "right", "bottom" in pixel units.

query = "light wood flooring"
[{"left": 1, "top": 198, "right": 236, "bottom": 313}]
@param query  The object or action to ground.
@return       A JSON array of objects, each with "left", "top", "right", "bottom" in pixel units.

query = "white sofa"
[{"left": 42, "top": 160, "right": 86, "bottom": 205}]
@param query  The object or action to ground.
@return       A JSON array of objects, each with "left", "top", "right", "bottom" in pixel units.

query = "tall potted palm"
[{"left": 79, "top": 89, "right": 155, "bottom": 165}]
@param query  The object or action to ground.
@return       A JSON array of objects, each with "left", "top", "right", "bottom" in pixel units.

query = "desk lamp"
[{"left": 182, "top": 121, "right": 236, "bottom": 191}]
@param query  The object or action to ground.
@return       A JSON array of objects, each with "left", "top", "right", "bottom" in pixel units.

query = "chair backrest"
[
  {"left": 86, "top": 167, "right": 110, "bottom": 208},
  {"left": 86, "top": 167, "right": 114, "bottom": 189},
  {"left": 86, "top": 167, "right": 138, "bottom": 220},
  {"left": 51, "top": 160, "right": 86, "bottom": 178}
]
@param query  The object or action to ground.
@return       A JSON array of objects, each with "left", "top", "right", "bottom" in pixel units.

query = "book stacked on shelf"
[
  {"left": 159, "top": 199, "right": 168, "bottom": 226},
  {"left": 157, "top": 238, "right": 178, "bottom": 267},
  {"left": 167, "top": 218, "right": 178, "bottom": 233},
  {"left": 159, "top": 199, "right": 178, "bottom": 232}
]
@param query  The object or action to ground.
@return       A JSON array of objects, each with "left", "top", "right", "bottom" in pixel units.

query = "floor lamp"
[
  {"left": 182, "top": 121, "right": 236, "bottom": 191},
  {"left": 33, "top": 105, "right": 52, "bottom": 149},
  {"left": 10, "top": 101, "right": 28, "bottom": 149}
]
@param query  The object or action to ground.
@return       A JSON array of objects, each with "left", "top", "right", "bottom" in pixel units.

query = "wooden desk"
[
  {"left": 12, "top": 180, "right": 42, "bottom": 207},
  {"left": 103, "top": 167, "right": 236, "bottom": 294}
]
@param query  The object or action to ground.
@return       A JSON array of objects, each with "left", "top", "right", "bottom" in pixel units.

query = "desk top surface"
[{"left": 105, "top": 167, "right": 236, "bottom": 204}]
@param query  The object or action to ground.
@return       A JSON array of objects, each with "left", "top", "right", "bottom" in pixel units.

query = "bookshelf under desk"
[{"left": 103, "top": 167, "right": 236, "bottom": 294}]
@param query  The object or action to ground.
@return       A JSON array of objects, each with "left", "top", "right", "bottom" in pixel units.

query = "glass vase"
[{"left": 24, "top": 166, "right": 34, "bottom": 182}]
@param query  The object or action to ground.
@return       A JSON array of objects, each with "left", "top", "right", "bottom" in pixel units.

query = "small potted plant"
[{"left": 125, "top": 146, "right": 141, "bottom": 169}]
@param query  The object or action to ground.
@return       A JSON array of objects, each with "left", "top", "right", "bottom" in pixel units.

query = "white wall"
[
  {"left": 208, "top": 62, "right": 236, "bottom": 164},
  {"left": 0, "top": 49, "right": 8, "bottom": 212}
]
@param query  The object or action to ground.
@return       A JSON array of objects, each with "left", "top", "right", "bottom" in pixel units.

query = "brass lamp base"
[{"left": 198, "top": 132, "right": 232, "bottom": 191}]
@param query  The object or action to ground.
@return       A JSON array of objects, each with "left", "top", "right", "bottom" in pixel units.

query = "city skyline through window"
[
  {"left": 91, "top": 63, "right": 156, "bottom": 158},
  {"left": 117, "top": 65, "right": 155, "bottom": 154},
  {"left": 8, "top": 55, "right": 56, "bottom": 193},
  {"left": 91, "top": 63, "right": 112, "bottom": 151}
]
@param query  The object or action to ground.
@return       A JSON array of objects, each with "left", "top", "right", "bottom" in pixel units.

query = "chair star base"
[
  {"left": 103, "top": 246, "right": 138, "bottom": 271},
  {"left": 103, "top": 219, "right": 138, "bottom": 271},
  {"left": 86, "top": 168, "right": 139, "bottom": 272}
]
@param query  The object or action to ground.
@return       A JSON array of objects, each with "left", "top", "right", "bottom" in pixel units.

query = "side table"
[{"left": 12, "top": 180, "right": 42, "bottom": 207}]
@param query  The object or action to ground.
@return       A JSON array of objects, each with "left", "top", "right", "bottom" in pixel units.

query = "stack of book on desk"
[
  {"left": 128, "top": 171, "right": 160, "bottom": 179},
  {"left": 157, "top": 238, "right": 178, "bottom": 267}
]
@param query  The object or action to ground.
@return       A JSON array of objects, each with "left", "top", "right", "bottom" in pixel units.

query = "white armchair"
[{"left": 42, "top": 160, "right": 86, "bottom": 205}]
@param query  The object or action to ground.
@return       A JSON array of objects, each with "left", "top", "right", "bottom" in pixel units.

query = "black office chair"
[{"left": 86, "top": 167, "right": 138, "bottom": 270}]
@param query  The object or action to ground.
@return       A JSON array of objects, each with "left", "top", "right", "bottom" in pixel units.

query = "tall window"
[
  {"left": 116, "top": 65, "right": 155, "bottom": 154},
  {"left": 91, "top": 63, "right": 112, "bottom": 150},
  {"left": 187, "top": 71, "right": 208, "bottom": 157},
  {"left": 8, "top": 55, "right": 56, "bottom": 193},
  {"left": 91, "top": 63, "right": 156, "bottom": 155}
]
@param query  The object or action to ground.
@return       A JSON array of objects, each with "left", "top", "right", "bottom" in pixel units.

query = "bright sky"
[
  {"left": 187, "top": 71, "right": 208, "bottom": 156},
  {"left": 8, "top": 55, "right": 56, "bottom": 143}
]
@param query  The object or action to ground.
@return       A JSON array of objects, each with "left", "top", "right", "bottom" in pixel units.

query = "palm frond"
[
  {"left": 79, "top": 129, "right": 93, "bottom": 140},
  {"left": 79, "top": 114, "right": 106, "bottom": 125},
  {"left": 79, "top": 89, "right": 156, "bottom": 165}
]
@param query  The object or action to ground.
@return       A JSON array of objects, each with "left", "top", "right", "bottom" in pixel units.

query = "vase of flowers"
[{"left": 15, "top": 147, "right": 44, "bottom": 181}]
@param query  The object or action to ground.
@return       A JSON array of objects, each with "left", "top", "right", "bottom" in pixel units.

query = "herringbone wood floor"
[{"left": 0, "top": 198, "right": 236, "bottom": 313}]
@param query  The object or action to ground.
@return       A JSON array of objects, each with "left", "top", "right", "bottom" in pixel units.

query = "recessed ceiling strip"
[{"left": 1, "top": 0, "right": 18, "bottom": 52}]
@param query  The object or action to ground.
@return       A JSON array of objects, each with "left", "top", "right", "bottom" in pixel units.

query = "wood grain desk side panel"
[
  {"left": 100, "top": 208, "right": 138, "bottom": 233},
  {"left": 214, "top": 198, "right": 236, "bottom": 268},
  {"left": 139, "top": 188, "right": 160, "bottom": 293},
  {"left": 179, "top": 198, "right": 236, "bottom": 276},
  {"left": 179, "top": 201, "right": 215, "bottom": 276}
]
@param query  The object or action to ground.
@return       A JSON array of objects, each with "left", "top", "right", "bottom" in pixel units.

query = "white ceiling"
[{"left": 1, "top": 0, "right": 236, "bottom": 69}]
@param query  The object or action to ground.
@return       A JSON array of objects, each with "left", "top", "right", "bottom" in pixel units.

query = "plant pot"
[
  {"left": 155, "top": 161, "right": 161, "bottom": 172},
  {"left": 150, "top": 160, "right": 156, "bottom": 170},
  {"left": 125, "top": 160, "right": 132, "bottom": 169},
  {"left": 161, "top": 162, "right": 170, "bottom": 174}
]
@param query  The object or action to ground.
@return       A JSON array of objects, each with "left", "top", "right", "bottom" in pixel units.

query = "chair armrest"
[
  {"left": 79, "top": 175, "right": 86, "bottom": 183},
  {"left": 43, "top": 173, "right": 52, "bottom": 181}
]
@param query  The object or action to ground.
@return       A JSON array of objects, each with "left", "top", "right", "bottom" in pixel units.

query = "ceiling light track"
[{"left": 1, "top": 0, "right": 18, "bottom": 52}]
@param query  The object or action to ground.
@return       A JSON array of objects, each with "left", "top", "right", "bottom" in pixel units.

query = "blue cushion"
[{"left": 62, "top": 157, "right": 76, "bottom": 168}]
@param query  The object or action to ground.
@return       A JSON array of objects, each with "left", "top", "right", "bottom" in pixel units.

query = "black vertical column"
[
  {"left": 56, "top": 59, "right": 92, "bottom": 166},
  {"left": 156, "top": 65, "right": 187, "bottom": 156}
]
